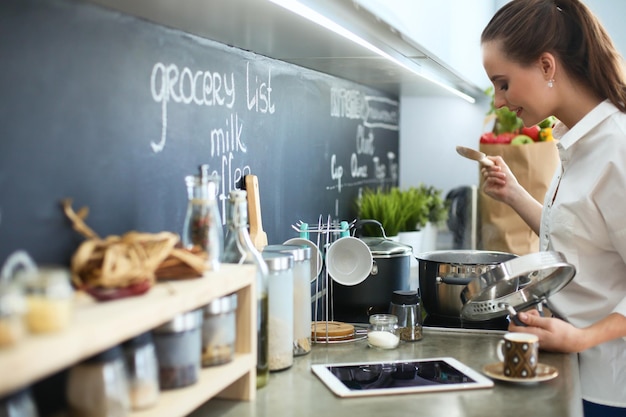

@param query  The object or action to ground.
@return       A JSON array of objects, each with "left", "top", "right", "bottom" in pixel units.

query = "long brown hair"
[{"left": 482, "top": 0, "right": 626, "bottom": 112}]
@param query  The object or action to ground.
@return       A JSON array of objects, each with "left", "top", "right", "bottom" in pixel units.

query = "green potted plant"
[
  {"left": 419, "top": 185, "right": 448, "bottom": 252},
  {"left": 356, "top": 186, "right": 435, "bottom": 236}
]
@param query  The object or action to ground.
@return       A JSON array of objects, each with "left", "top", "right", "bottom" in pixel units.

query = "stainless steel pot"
[{"left": 416, "top": 250, "right": 517, "bottom": 321}]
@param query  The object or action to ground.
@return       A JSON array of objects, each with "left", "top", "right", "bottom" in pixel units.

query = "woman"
[{"left": 480, "top": 0, "right": 626, "bottom": 415}]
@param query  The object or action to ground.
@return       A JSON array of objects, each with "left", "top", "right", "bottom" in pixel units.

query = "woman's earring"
[{"left": 548, "top": 79, "right": 555, "bottom": 88}]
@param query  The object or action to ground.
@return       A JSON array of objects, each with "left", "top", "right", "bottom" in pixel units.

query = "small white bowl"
[{"left": 326, "top": 237, "right": 373, "bottom": 286}]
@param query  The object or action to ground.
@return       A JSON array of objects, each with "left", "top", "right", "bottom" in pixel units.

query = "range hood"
[{"left": 83, "top": 0, "right": 484, "bottom": 101}]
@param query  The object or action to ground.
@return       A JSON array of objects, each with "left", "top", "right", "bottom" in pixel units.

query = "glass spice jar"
[
  {"left": 0, "top": 388, "right": 39, "bottom": 417},
  {"left": 66, "top": 345, "right": 131, "bottom": 417},
  {"left": 0, "top": 282, "right": 26, "bottom": 348},
  {"left": 22, "top": 266, "right": 73, "bottom": 334},
  {"left": 367, "top": 314, "right": 400, "bottom": 349},
  {"left": 153, "top": 309, "right": 203, "bottom": 390},
  {"left": 122, "top": 332, "right": 160, "bottom": 410},
  {"left": 182, "top": 164, "right": 223, "bottom": 271},
  {"left": 389, "top": 290, "right": 423, "bottom": 342},
  {"left": 202, "top": 293, "right": 238, "bottom": 366}
]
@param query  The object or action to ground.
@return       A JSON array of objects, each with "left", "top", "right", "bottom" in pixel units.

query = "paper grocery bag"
[{"left": 478, "top": 141, "right": 559, "bottom": 255}]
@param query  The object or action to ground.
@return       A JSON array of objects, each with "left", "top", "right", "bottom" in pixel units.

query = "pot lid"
[
  {"left": 360, "top": 237, "right": 412, "bottom": 258},
  {"left": 460, "top": 251, "right": 576, "bottom": 321},
  {"left": 415, "top": 250, "right": 516, "bottom": 264}
]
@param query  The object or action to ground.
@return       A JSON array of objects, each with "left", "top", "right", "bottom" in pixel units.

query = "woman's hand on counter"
[{"left": 511, "top": 310, "right": 626, "bottom": 353}]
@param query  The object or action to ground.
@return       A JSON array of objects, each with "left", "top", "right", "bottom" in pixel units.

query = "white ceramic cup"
[
  {"left": 496, "top": 332, "right": 539, "bottom": 378},
  {"left": 326, "top": 237, "right": 373, "bottom": 286}
]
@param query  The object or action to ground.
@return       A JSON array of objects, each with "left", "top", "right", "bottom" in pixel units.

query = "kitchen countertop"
[{"left": 190, "top": 327, "right": 583, "bottom": 417}]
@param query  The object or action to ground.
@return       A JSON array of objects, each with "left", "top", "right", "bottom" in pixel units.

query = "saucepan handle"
[
  {"left": 352, "top": 219, "right": 388, "bottom": 239},
  {"left": 437, "top": 275, "right": 473, "bottom": 286}
]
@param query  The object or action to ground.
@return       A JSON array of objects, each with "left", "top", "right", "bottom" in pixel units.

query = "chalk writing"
[
  {"left": 351, "top": 154, "right": 368, "bottom": 178},
  {"left": 210, "top": 113, "right": 246, "bottom": 156},
  {"left": 331, "top": 154, "right": 344, "bottom": 193},
  {"left": 150, "top": 62, "right": 236, "bottom": 152},
  {"left": 246, "top": 62, "right": 275, "bottom": 114},
  {"left": 364, "top": 96, "right": 399, "bottom": 130},
  {"left": 330, "top": 88, "right": 363, "bottom": 120},
  {"left": 330, "top": 88, "right": 399, "bottom": 131},
  {"left": 150, "top": 60, "right": 280, "bottom": 223},
  {"left": 356, "top": 125, "right": 375, "bottom": 155}
]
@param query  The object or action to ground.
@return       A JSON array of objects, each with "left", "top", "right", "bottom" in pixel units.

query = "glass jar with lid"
[
  {"left": 263, "top": 244, "right": 312, "bottom": 356},
  {"left": 367, "top": 314, "right": 400, "bottom": 349},
  {"left": 202, "top": 293, "right": 238, "bottom": 366},
  {"left": 152, "top": 309, "right": 203, "bottom": 389},
  {"left": 66, "top": 345, "right": 131, "bottom": 417},
  {"left": 0, "top": 282, "right": 26, "bottom": 348},
  {"left": 261, "top": 252, "right": 294, "bottom": 371},
  {"left": 182, "top": 164, "right": 223, "bottom": 271},
  {"left": 0, "top": 388, "right": 39, "bottom": 417},
  {"left": 22, "top": 266, "right": 73, "bottom": 334},
  {"left": 122, "top": 332, "right": 160, "bottom": 410}
]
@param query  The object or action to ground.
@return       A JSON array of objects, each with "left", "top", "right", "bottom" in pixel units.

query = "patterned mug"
[{"left": 497, "top": 332, "right": 539, "bottom": 378}]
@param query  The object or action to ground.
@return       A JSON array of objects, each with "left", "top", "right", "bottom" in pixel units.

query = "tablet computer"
[{"left": 311, "top": 357, "right": 493, "bottom": 398}]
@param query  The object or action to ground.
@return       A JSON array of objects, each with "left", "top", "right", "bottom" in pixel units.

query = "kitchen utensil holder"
[{"left": 290, "top": 216, "right": 366, "bottom": 344}]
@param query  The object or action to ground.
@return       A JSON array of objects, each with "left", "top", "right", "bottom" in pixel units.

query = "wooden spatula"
[{"left": 245, "top": 174, "right": 268, "bottom": 251}]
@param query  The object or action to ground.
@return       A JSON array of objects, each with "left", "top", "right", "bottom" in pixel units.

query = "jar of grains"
[
  {"left": 23, "top": 266, "right": 73, "bottom": 334},
  {"left": 202, "top": 293, "right": 237, "bottom": 366},
  {"left": 122, "top": 332, "right": 160, "bottom": 410},
  {"left": 152, "top": 309, "right": 203, "bottom": 389},
  {"left": 66, "top": 346, "right": 131, "bottom": 417},
  {"left": 261, "top": 252, "right": 294, "bottom": 371}
]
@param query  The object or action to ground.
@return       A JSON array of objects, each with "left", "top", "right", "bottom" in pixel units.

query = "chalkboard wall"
[{"left": 0, "top": 0, "right": 399, "bottom": 266}]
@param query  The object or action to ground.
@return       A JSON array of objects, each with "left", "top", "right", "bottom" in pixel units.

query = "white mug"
[{"left": 326, "top": 237, "right": 372, "bottom": 286}]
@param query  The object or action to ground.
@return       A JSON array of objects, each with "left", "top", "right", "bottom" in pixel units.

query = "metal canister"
[
  {"left": 262, "top": 252, "right": 294, "bottom": 371},
  {"left": 263, "top": 244, "right": 312, "bottom": 356}
]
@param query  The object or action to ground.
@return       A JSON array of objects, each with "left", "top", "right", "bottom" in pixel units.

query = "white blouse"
[{"left": 540, "top": 100, "right": 626, "bottom": 407}]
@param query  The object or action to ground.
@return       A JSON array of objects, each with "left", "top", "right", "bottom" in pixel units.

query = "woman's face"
[{"left": 482, "top": 41, "right": 552, "bottom": 127}]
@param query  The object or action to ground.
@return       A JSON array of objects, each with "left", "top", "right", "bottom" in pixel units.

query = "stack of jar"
[
  {"left": 263, "top": 244, "right": 312, "bottom": 356},
  {"left": 64, "top": 298, "right": 240, "bottom": 417}
]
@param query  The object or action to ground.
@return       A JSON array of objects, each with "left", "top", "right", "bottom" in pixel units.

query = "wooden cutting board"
[{"left": 245, "top": 174, "right": 268, "bottom": 251}]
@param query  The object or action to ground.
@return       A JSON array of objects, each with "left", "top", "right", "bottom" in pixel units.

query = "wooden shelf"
[
  {"left": 132, "top": 353, "right": 255, "bottom": 417},
  {"left": 0, "top": 263, "right": 257, "bottom": 410}
]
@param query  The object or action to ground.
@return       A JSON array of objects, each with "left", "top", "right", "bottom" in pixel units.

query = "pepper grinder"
[{"left": 389, "top": 290, "right": 423, "bottom": 342}]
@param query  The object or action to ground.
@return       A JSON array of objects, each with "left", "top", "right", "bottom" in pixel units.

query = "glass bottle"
[
  {"left": 222, "top": 190, "right": 270, "bottom": 388},
  {"left": 182, "top": 164, "right": 223, "bottom": 271}
]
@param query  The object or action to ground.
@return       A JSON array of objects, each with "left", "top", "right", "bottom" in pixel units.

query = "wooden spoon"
[
  {"left": 245, "top": 174, "right": 268, "bottom": 251},
  {"left": 456, "top": 146, "right": 494, "bottom": 166}
]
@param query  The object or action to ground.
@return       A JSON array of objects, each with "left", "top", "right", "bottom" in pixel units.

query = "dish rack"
[{"left": 290, "top": 216, "right": 367, "bottom": 344}]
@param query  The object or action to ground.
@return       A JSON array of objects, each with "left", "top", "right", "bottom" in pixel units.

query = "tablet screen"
[{"left": 311, "top": 357, "right": 493, "bottom": 398}]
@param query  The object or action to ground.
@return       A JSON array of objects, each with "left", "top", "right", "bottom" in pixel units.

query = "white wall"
[
  {"left": 399, "top": 96, "right": 489, "bottom": 194},
  {"left": 399, "top": 0, "right": 626, "bottom": 196}
]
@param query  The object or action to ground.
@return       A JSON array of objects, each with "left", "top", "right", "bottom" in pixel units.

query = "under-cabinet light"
[{"left": 267, "top": 0, "right": 476, "bottom": 103}]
